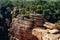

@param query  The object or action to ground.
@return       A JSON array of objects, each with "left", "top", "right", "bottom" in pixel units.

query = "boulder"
[
  {"left": 32, "top": 28, "right": 60, "bottom": 40},
  {"left": 44, "top": 22, "right": 60, "bottom": 29}
]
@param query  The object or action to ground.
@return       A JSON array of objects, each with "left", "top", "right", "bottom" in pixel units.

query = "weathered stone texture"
[{"left": 32, "top": 28, "right": 60, "bottom": 40}]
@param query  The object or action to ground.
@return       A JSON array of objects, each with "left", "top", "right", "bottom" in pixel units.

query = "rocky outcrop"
[
  {"left": 11, "top": 14, "right": 60, "bottom": 40},
  {"left": 32, "top": 28, "right": 60, "bottom": 40},
  {"left": 44, "top": 22, "right": 60, "bottom": 30},
  {"left": 14, "top": 30, "right": 38, "bottom": 40}
]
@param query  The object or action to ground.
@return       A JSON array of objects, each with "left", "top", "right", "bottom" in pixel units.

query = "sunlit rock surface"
[
  {"left": 11, "top": 14, "right": 60, "bottom": 40},
  {"left": 32, "top": 28, "right": 60, "bottom": 40},
  {"left": 44, "top": 22, "right": 60, "bottom": 30}
]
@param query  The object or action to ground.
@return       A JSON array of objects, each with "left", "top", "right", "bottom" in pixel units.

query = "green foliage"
[
  {"left": 10, "top": 35, "right": 14, "bottom": 40},
  {"left": 0, "top": 0, "right": 60, "bottom": 23},
  {"left": 24, "top": 13, "right": 29, "bottom": 16},
  {"left": 55, "top": 20, "right": 60, "bottom": 25},
  {"left": 36, "top": 5, "right": 44, "bottom": 14},
  {"left": 36, "top": 5, "right": 42, "bottom": 9},
  {"left": 21, "top": 8, "right": 26, "bottom": 14}
]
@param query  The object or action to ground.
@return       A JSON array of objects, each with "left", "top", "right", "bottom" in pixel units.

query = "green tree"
[{"left": 36, "top": 5, "right": 43, "bottom": 14}]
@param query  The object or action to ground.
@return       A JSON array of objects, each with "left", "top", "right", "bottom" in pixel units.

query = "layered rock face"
[
  {"left": 44, "top": 22, "right": 60, "bottom": 30},
  {"left": 32, "top": 28, "right": 60, "bottom": 40},
  {"left": 11, "top": 18, "right": 39, "bottom": 40},
  {"left": 11, "top": 14, "right": 60, "bottom": 40},
  {"left": 12, "top": 18, "right": 33, "bottom": 30},
  {"left": 11, "top": 14, "right": 45, "bottom": 40}
]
